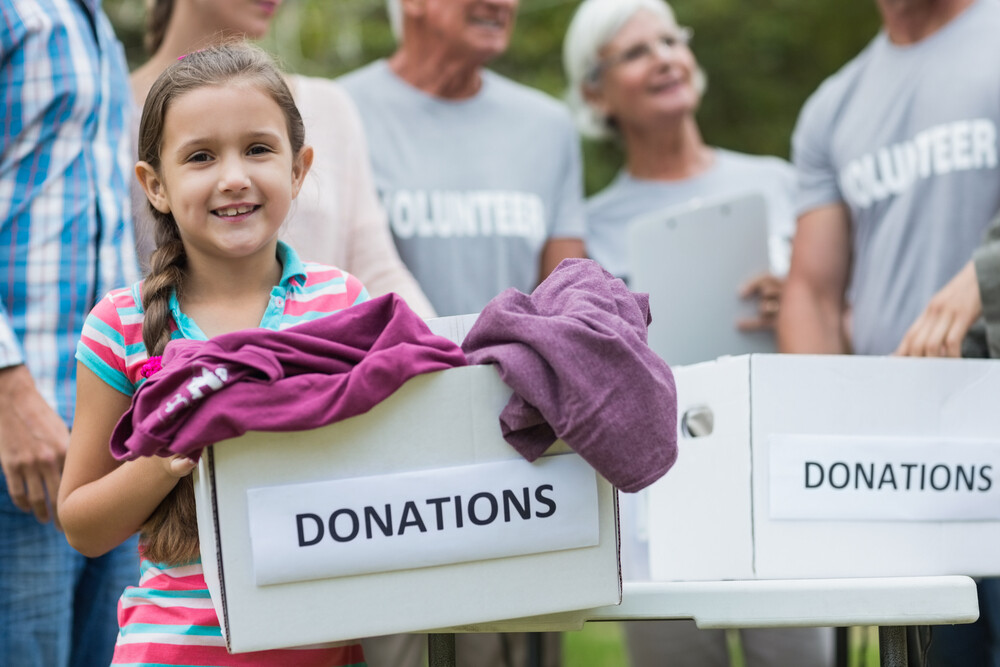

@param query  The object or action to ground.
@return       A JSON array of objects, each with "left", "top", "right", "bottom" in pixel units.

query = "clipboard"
[{"left": 626, "top": 192, "right": 776, "bottom": 366}]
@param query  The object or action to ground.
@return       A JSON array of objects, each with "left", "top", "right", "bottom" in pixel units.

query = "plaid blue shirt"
[{"left": 1, "top": 0, "right": 139, "bottom": 425}]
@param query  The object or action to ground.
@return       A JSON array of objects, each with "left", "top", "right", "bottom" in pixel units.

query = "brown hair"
[{"left": 136, "top": 42, "right": 305, "bottom": 564}]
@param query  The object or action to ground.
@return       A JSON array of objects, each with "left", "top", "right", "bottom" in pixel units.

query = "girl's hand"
[{"left": 163, "top": 454, "right": 198, "bottom": 478}]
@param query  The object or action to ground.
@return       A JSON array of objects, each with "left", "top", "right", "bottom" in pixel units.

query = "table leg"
[
  {"left": 428, "top": 633, "right": 457, "bottom": 667},
  {"left": 527, "top": 632, "right": 542, "bottom": 667},
  {"left": 835, "top": 627, "right": 849, "bottom": 667},
  {"left": 879, "top": 626, "right": 908, "bottom": 667}
]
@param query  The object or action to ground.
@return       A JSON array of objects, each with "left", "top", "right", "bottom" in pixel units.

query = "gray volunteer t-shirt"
[
  {"left": 586, "top": 149, "right": 796, "bottom": 284},
  {"left": 339, "top": 61, "right": 586, "bottom": 317},
  {"left": 793, "top": 0, "right": 1000, "bottom": 355}
]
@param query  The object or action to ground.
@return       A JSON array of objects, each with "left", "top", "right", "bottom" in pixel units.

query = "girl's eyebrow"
[
  {"left": 242, "top": 129, "right": 285, "bottom": 143},
  {"left": 173, "top": 136, "right": 213, "bottom": 156},
  {"left": 173, "top": 129, "right": 286, "bottom": 156}
]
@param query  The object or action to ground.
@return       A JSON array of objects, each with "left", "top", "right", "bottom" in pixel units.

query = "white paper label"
[
  {"left": 769, "top": 435, "right": 1000, "bottom": 521},
  {"left": 246, "top": 454, "right": 600, "bottom": 585}
]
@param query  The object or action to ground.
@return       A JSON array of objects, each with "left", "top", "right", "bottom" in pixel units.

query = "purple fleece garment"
[
  {"left": 461, "top": 258, "right": 677, "bottom": 492},
  {"left": 110, "top": 294, "right": 467, "bottom": 461}
]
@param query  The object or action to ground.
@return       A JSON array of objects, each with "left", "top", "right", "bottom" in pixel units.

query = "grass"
[
  {"left": 563, "top": 623, "right": 884, "bottom": 667},
  {"left": 563, "top": 622, "right": 630, "bottom": 666}
]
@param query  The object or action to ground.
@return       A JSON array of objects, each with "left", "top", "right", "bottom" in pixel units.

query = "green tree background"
[{"left": 104, "top": 0, "right": 881, "bottom": 195}]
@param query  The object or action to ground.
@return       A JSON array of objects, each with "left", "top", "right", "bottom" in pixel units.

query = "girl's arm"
[{"left": 58, "top": 362, "right": 195, "bottom": 557}]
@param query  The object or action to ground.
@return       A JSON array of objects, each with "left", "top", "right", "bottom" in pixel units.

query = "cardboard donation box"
[
  {"left": 647, "top": 354, "right": 1000, "bottom": 581},
  {"left": 194, "top": 364, "right": 621, "bottom": 654}
]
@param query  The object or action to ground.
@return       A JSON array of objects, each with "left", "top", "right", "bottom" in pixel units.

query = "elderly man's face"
[{"left": 420, "top": 0, "right": 519, "bottom": 64}]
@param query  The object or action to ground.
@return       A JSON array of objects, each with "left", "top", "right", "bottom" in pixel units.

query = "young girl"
[
  {"left": 57, "top": 43, "right": 367, "bottom": 666},
  {"left": 128, "top": 0, "right": 434, "bottom": 319}
]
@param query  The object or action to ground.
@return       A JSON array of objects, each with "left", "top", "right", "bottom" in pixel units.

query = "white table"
[{"left": 427, "top": 576, "right": 980, "bottom": 667}]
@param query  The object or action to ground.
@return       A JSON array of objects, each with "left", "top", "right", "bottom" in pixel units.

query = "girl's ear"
[
  {"left": 290, "top": 145, "right": 314, "bottom": 200},
  {"left": 136, "top": 162, "right": 171, "bottom": 214}
]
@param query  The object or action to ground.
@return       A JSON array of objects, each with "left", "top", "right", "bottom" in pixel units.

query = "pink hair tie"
[
  {"left": 140, "top": 356, "right": 163, "bottom": 379},
  {"left": 177, "top": 49, "right": 205, "bottom": 61}
]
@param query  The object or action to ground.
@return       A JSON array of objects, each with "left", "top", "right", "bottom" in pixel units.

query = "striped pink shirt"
[
  {"left": 77, "top": 243, "right": 369, "bottom": 664},
  {"left": 77, "top": 242, "right": 369, "bottom": 396},
  {"left": 113, "top": 557, "right": 365, "bottom": 666}
]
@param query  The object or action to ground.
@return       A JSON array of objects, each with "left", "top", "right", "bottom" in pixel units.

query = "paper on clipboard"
[{"left": 626, "top": 192, "right": 776, "bottom": 366}]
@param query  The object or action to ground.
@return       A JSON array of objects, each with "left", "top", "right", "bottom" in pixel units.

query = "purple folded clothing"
[
  {"left": 110, "top": 293, "right": 468, "bottom": 461},
  {"left": 461, "top": 258, "right": 677, "bottom": 492}
]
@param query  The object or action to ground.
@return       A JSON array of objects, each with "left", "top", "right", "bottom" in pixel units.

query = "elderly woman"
[
  {"left": 129, "top": 0, "right": 435, "bottom": 318},
  {"left": 565, "top": 0, "right": 796, "bottom": 333},
  {"left": 563, "top": 1, "right": 833, "bottom": 666}
]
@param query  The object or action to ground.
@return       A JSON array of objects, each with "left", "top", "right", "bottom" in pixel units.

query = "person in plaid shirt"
[{"left": 0, "top": 0, "right": 140, "bottom": 664}]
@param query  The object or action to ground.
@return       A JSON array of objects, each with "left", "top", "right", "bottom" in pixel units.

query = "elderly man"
[
  {"left": 339, "top": 0, "right": 587, "bottom": 319},
  {"left": 339, "top": 2, "right": 585, "bottom": 665}
]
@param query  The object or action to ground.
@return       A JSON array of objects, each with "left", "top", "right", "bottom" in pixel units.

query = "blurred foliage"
[{"left": 104, "top": 0, "right": 881, "bottom": 195}]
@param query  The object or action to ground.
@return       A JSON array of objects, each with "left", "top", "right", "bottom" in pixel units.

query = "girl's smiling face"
[{"left": 139, "top": 82, "right": 311, "bottom": 267}]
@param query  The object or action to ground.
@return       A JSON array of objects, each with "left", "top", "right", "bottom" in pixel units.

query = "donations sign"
[
  {"left": 246, "top": 454, "right": 600, "bottom": 585},
  {"left": 769, "top": 435, "right": 1000, "bottom": 521}
]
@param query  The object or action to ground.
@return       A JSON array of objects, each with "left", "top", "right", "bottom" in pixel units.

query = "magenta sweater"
[
  {"left": 110, "top": 294, "right": 466, "bottom": 461},
  {"left": 462, "top": 258, "right": 678, "bottom": 493}
]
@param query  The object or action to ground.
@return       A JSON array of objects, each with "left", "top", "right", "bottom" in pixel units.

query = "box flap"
[{"left": 647, "top": 355, "right": 755, "bottom": 581}]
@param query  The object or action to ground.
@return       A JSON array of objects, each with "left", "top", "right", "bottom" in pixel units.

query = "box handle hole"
[{"left": 681, "top": 406, "right": 714, "bottom": 438}]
